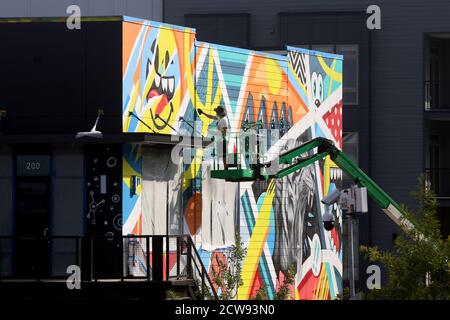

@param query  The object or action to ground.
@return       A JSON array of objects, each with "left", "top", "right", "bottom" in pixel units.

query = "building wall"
[
  {"left": 0, "top": 0, "right": 162, "bottom": 21},
  {"left": 51, "top": 145, "right": 84, "bottom": 276},
  {"left": 0, "top": 20, "right": 123, "bottom": 134},
  {"left": 121, "top": 18, "right": 343, "bottom": 299},
  {"left": 0, "top": 145, "right": 13, "bottom": 275}
]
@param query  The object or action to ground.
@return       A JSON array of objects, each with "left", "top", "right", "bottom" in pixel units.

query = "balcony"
[
  {"left": 425, "top": 168, "right": 450, "bottom": 198},
  {"left": 424, "top": 81, "right": 450, "bottom": 111},
  {"left": 0, "top": 234, "right": 217, "bottom": 300},
  {"left": 424, "top": 33, "right": 450, "bottom": 111}
]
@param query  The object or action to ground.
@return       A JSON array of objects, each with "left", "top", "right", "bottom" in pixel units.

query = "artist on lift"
[{"left": 197, "top": 106, "right": 229, "bottom": 169}]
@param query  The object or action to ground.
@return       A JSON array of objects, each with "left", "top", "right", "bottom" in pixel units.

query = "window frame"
[{"left": 336, "top": 44, "right": 359, "bottom": 106}]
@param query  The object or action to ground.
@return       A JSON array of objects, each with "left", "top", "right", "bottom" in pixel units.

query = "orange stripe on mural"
[{"left": 122, "top": 22, "right": 143, "bottom": 75}]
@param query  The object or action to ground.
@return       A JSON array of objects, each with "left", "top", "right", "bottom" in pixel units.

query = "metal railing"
[
  {"left": 209, "top": 121, "right": 280, "bottom": 171},
  {"left": 0, "top": 234, "right": 217, "bottom": 299},
  {"left": 425, "top": 168, "right": 450, "bottom": 198},
  {"left": 185, "top": 236, "right": 218, "bottom": 299},
  {"left": 424, "top": 81, "right": 450, "bottom": 110}
]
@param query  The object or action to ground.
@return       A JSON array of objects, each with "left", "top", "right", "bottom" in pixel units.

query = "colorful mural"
[
  {"left": 122, "top": 143, "right": 142, "bottom": 236},
  {"left": 122, "top": 18, "right": 196, "bottom": 135},
  {"left": 121, "top": 18, "right": 343, "bottom": 300}
]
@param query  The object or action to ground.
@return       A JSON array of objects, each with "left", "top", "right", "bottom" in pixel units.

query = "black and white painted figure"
[{"left": 311, "top": 72, "right": 324, "bottom": 107}]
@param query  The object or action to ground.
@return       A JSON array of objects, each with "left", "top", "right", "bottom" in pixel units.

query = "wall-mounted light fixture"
[{"left": 76, "top": 109, "right": 104, "bottom": 139}]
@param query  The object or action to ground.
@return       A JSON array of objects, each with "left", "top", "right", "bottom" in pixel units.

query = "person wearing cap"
[{"left": 197, "top": 106, "right": 229, "bottom": 169}]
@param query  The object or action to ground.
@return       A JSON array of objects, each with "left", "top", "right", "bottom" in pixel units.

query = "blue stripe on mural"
[
  {"left": 259, "top": 253, "right": 275, "bottom": 299},
  {"left": 314, "top": 123, "right": 326, "bottom": 139},
  {"left": 241, "top": 191, "right": 255, "bottom": 236},
  {"left": 225, "top": 85, "right": 242, "bottom": 95},
  {"left": 122, "top": 28, "right": 146, "bottom": 110},
  {"left": 122, "top": 180, "right": 137, "bottom": 224},
  {"left": 222, "top": 74, "right": 245, "bottom": 86},
  {"left": 199, "top": 247, "right": 212, "bottom": 271},
  {"left": 220, "top": 63, "right": 246, "bottom": 76},
  {"left": 212, "top": 63, "right": 220, "bottom": 103},
  {"left": 325, "top": 262, "right": 335, "bottom": 299},
  {"left": 217, "top": 50, "right": 249, "bottom": 64},
  {"left": 196, "top": 65, "right": 209, "bottom": 104},
  {"left": 267, "top": 209, "right": 275, "bottom": 256}
]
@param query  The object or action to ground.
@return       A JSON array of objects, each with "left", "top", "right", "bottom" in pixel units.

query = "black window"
[
  {"left": 337, "top": 45, "right": 359, "bottom": 105},
  {"left": 185, "top": 13, "right": 249, "bottom": 48}
]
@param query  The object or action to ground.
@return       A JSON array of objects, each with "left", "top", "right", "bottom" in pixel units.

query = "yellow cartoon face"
[{"left": 142, "top": 29, "right": 181, "bottom": 131}]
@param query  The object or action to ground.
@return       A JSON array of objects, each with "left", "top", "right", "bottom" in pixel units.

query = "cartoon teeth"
[
  {"left": 155, "top": 72, "right": 161, "bottom": 87},
  {"left": 168, "top": 78, "right": 174, "bottom": 92},
  {"left": 330, "top": 167, "right": 343, "bottom": 180},
  {"left": 153, "top": 72, "right": 175, "bottom": 96}
]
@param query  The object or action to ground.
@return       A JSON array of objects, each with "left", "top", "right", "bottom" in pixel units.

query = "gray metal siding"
[
  {"left": 0, "top": 145, "right": 13, "bottom": 275},
  {"left": 52, "top": 145, "right": 84, "bottom": 276},
  {"left": 0, "top": 0, "right": 163, "bottom": 21}
]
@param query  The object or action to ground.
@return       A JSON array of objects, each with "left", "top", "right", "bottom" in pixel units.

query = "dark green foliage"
[
  {"left": 274, "top": 263, "right": 296, "bottom": 300},
  {"left": 361, "top": 176, "right": 450, "bottom": 300},
  {"left": 212, "top": 232, "right": 247, "bottom": 300}
]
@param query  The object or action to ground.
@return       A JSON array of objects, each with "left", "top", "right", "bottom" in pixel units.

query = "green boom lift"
[{"left": 210, "top": 136, "right": 414, "bottom": 232}]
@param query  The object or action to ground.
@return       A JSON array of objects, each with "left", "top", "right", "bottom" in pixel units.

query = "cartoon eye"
[
  {"left": 154, "top": 43, "right": 159, "bottom": 72},
  {"left": 165, "top": 51, "right": 170, "bottom": 69},
  {"left": 146, "top": 59, "right": 152, "bottom": 79},
  {"left": 311, "top": 72, "right": 318, "bottom": 100},
  {"left": 318, "top": 74, "right": 323, "bottom": 102}
]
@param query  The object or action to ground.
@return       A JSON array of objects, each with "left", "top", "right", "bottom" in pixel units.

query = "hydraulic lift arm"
[
  {"left": 274, "top": 137, "right": 414, "bottom": 231},
  {"left": 211, "top": 137, "right": 414, "bottom": 232}
]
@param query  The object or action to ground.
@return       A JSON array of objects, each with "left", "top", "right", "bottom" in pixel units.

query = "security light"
[
  {"left": 76, "top": 109, "right": 104, "bottom": 139},
  {"left": 322, "top": 211, "right": 335, "bottom": 231}
]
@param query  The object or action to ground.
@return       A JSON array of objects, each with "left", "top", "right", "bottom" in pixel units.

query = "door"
[
  {"left": 15, "top": 178, "right": 51, "bottom": 278},
  {"left": 14, "top": 152, "right": 51, "bottom": 278}
]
